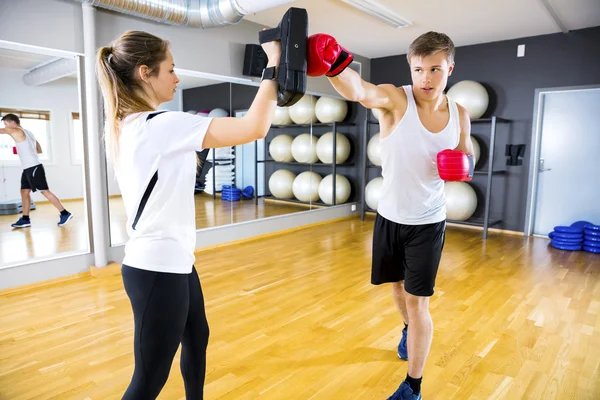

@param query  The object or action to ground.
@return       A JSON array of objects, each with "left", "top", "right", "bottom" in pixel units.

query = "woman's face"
[{"left": 143, "top": 49, "right": 180, "bottom": 106}]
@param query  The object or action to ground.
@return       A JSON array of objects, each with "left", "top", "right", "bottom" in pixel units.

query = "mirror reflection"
[{"left": 0, "top": 47, "right": 87, "bottom": 267}]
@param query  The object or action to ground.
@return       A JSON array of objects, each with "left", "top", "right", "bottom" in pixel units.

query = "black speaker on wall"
[{"left": 243, "top": 44, "right": 268, "bottom": 77}]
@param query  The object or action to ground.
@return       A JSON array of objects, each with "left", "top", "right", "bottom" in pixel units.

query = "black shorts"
[
  {"left": 371, "top": 213, "right": 446, "bottom": 297},
  {"left": 21, "top": 164, "right": 49, "bottom": 192}
]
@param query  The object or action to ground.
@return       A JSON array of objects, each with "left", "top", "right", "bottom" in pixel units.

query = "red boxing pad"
[{"left": 437, "top": 149, "right": 474, "bottom": 181}]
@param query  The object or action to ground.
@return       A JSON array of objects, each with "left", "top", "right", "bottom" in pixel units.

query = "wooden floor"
[
  {"left": 0, "top": 194, "right": 310, "bottom": 266},
  {"left": 1, "top": 216, "right": 599, "bottom": 399}
]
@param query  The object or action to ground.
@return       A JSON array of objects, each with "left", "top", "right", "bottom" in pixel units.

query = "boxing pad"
[
  {"left": 258, "top": 7, "right": 308, "bottom": 107},
  {"left": 437, "top": 149, "right": 474, "bottom": 181}
]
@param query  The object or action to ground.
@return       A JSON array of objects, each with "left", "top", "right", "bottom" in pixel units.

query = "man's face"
[
  {"left": 2, "top": 120, "right": 17, "bottom": 129},
  {"left": 409, "top": 52, "right": 454, "bottom": 101}
]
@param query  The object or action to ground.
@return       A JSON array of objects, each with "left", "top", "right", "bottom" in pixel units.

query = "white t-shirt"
[
  {"left": 114, "top": 111, "right": 213, "bottom": 274},
  {"left": 377, "top": 85, "right": 460, "bottom": 225},
  {"left": 15, "top": 127, "right": 41, "bottom": 169}
]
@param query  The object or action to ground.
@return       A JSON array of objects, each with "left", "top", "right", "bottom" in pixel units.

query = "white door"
[{"left": 531, "top": 87, "right": 600, "bottom": 235}]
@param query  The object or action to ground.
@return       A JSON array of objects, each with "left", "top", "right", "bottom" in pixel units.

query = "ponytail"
[{"left": 95, "top": 31, "right": 169, "bottom": 162}]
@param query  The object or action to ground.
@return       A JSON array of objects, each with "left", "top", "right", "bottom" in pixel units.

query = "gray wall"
[{"left": 371, "top": 26, "right": 600, "bottom": 232}]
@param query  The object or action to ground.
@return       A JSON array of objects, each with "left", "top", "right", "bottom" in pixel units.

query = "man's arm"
[
  {"left": 307, "top": 33, "right": 397, "bottom": 113},
  {"left": 36, "top": 140, "right": 42, "bottom": 154},
  {"left": 0, "top": 127, "right": 21, "bottom": 137},
  {"left": 328, "top": 68, "right": 397, "bottom": 112},
  {"left": 437, "top": 105, "right": 476, "bottom": 182},
  {"left": 454, "top": 104, "right": 475, "bottom": 155}
]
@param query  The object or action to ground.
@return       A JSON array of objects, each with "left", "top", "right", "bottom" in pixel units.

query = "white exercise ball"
[
  {"left": 291, "top": 133, "right": 319, "bottom": 163},
  {"left": 471, "top": 136, "right": 481, "bottom": 166},
  {"left": 446, "top": 80, "right": 489, "bottom": 119},
  {"left": 367, "top": 133, "right": 381, "bottom": 166},
  {"left": 318, "top": 174, "right": 351, "bottom": 205},
  {"left": 289, "top": 94, "right": 318, "bottom": 124},
  {"left": 315, "top": 132, "right": 351, "bottom": 164},
  {"left": 315, "top": 97, "right": 348, "bottom": 123},
  {"left": 208, "top": 108, "right": 229, "bottom": 118},
  {"left": 272, "top": 106, "right": 292, "bottom": 125},
  {"left": 269, "top": 169, "right": 296, "bottom": 199},
  {"left": 444, "top": 181, "right": 478, "bottom": 221},
  {"left": 293, "top": 171, "right": 322, "bottom": 202},
  {"left": 365, "top": 177, "right": 383, "bottom": 210},
  {"left": 269, "top": 134, "right": 294, "bottom": 162},
  {"left": 371, "top": 108, "right": 381, "bottom": 121}
]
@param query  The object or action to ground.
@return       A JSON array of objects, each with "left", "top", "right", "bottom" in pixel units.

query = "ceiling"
[
  {"left": 0, "top": 48, "right": 56, "bottom": 70},
  {"left": 243, "top": 0, "right": 600, "bottom": 59}
]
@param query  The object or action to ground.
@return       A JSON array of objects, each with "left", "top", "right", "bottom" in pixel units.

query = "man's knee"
[
  {"left": 405, "top": 292, "right": 430, "bottom": 313},
  {"left": 21, "top": 189, "right": 31, "bottom": 197},
  {"left": 392, "top": 280, "right": 405, "bottom": 295}
]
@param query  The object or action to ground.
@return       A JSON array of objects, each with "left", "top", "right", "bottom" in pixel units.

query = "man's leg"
[
  {"left": 33, "top": 165, "right": 72, "bottom": 225},
  {"left": 404, "top": 293, "right": 433, "bottom": 380},
  {"left": 21, "top": 189, "right": 32, "bottom": 216},
  {"left": 392, "top": 281, "right": 409, "bottom": 324},
  {"left": 12, "top": 174, "right": 32, "bottom": 228},
  {"left": 392, "top": 280, "right": 410, "bottom": 360},
  {"left": 387, "top": 221, "right": 445, "bottom": 399},
  {"left": 40, "top": 190, "right": 66, "bottom": 212}
]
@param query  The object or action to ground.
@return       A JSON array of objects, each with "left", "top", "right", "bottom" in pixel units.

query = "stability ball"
[
  {"left": 289, "top": 94, "right": 318, "bottom": 124},
  {"left": 208, "top": 108, "right": 229, "bottom": 117},
  {"left": 446, "top": 80, "right": 489, "bottom": 119},
  {"left": 315, "top": 97, "right": 348, "bottom": 123},
  {"left": 367, "top": 133, "right": 381, "bottom": 166},
  {"left": 365, "top": 177, "right": 383, "bottom": 210},
  {"left": 318, "top": 174, "right": 351, "bottom": 205},
  {"left": 316, "top": 132, "right": 351, "bottom": 164},
  {"left": 269, "top": 134, "right": 294, "bottom": 162},
  {"left": 272, "top": 106, "right": 292, "bottom": 125},
  {"left": 291, "top": 133, "right": 319, "bottom": 163},
  {"left": 293, "top": 171, "right": 322, "bottom": 202},
  {"left": 371, "top": 108, "right": 380, "bottom": 121},
  {"left": 444, "top": 181, "right": 478, "bottom": 220},
  {"left": 269, "top": 169, "right": 296, "bottom": 199},
  {"left": 471, "top": 136, "right": 481, "bottom": 166}
]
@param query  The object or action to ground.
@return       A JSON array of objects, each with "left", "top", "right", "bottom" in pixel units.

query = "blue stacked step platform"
[
  {"left": 221, "top": 185, "right": 255, "bottom": 202},
  {"left": 548, "top": 220, "right": 600, "bottom": 254}
]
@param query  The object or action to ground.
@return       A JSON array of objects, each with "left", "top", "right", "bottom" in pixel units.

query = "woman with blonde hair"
[{"left": 96, "top": 30, "right": 280, "bottom": 399}]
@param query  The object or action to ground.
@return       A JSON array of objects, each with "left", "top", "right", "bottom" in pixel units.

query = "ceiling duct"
[
  {"left": 75, "top": 0, "right": 297, "bottom": 29},
  {"left": 22, "top": 58, "right": 77, "bottom": 86}
]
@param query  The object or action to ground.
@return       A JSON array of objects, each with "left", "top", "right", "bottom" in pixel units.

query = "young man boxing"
[
  {"left": 1, "top": 113, "right": 73, "bottom": 228},
  {"left": 307, "top": 31, "right": 475, "bottom": 399}
]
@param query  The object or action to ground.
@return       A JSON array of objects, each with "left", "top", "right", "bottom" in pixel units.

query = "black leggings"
[{"left": 121, "top": 264, "right": 210, "bottom": 400}]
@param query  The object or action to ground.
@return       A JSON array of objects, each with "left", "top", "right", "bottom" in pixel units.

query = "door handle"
[{"left": 539, "top": 158, "right": 552, "bottom": 172}]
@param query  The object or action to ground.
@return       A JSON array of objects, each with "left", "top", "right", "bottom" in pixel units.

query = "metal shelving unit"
[
  {"left": 360, "top": 116, "right": 511, "bottom": 239},
  {"left": 255, "top": 121, "right": 355, "bottom": 207}
]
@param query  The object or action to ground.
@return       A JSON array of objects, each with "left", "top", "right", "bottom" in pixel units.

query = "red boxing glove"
[
  {"left": 307, "top": 33, "right": 354, "bottom": 78},
  {"left": 437, "top": 149, "right": 474, "bottom": 181}
]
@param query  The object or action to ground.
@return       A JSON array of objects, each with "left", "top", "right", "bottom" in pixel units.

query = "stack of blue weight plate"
[
  {"left": 221, "top": 185, "right": 242, "bottom": 202},
  {"left": 548, "top": 221, "right": 600, "bottom": 254},
  {"left": 583, "top": 223, "right": 600, "bottom": 254},
  {"left": 221, "top": 185, "right": 242, "bottom": 201}
]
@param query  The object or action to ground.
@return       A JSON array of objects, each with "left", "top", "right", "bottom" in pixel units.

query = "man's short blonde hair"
[{"left": 407, "top": 31, "right": 455, "bottom": 65}]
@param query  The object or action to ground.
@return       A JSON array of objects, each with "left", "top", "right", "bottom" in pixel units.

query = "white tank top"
[
  {"left": 15, "top": 127, "right": 41, "bottom": 169},
  {"left": 377, "top": 85, "right": 460, "bottom": 225}
]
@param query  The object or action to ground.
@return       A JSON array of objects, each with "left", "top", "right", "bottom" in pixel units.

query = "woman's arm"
[{"left": 201, "top": 35, "right": 281, "bottom": 149}]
